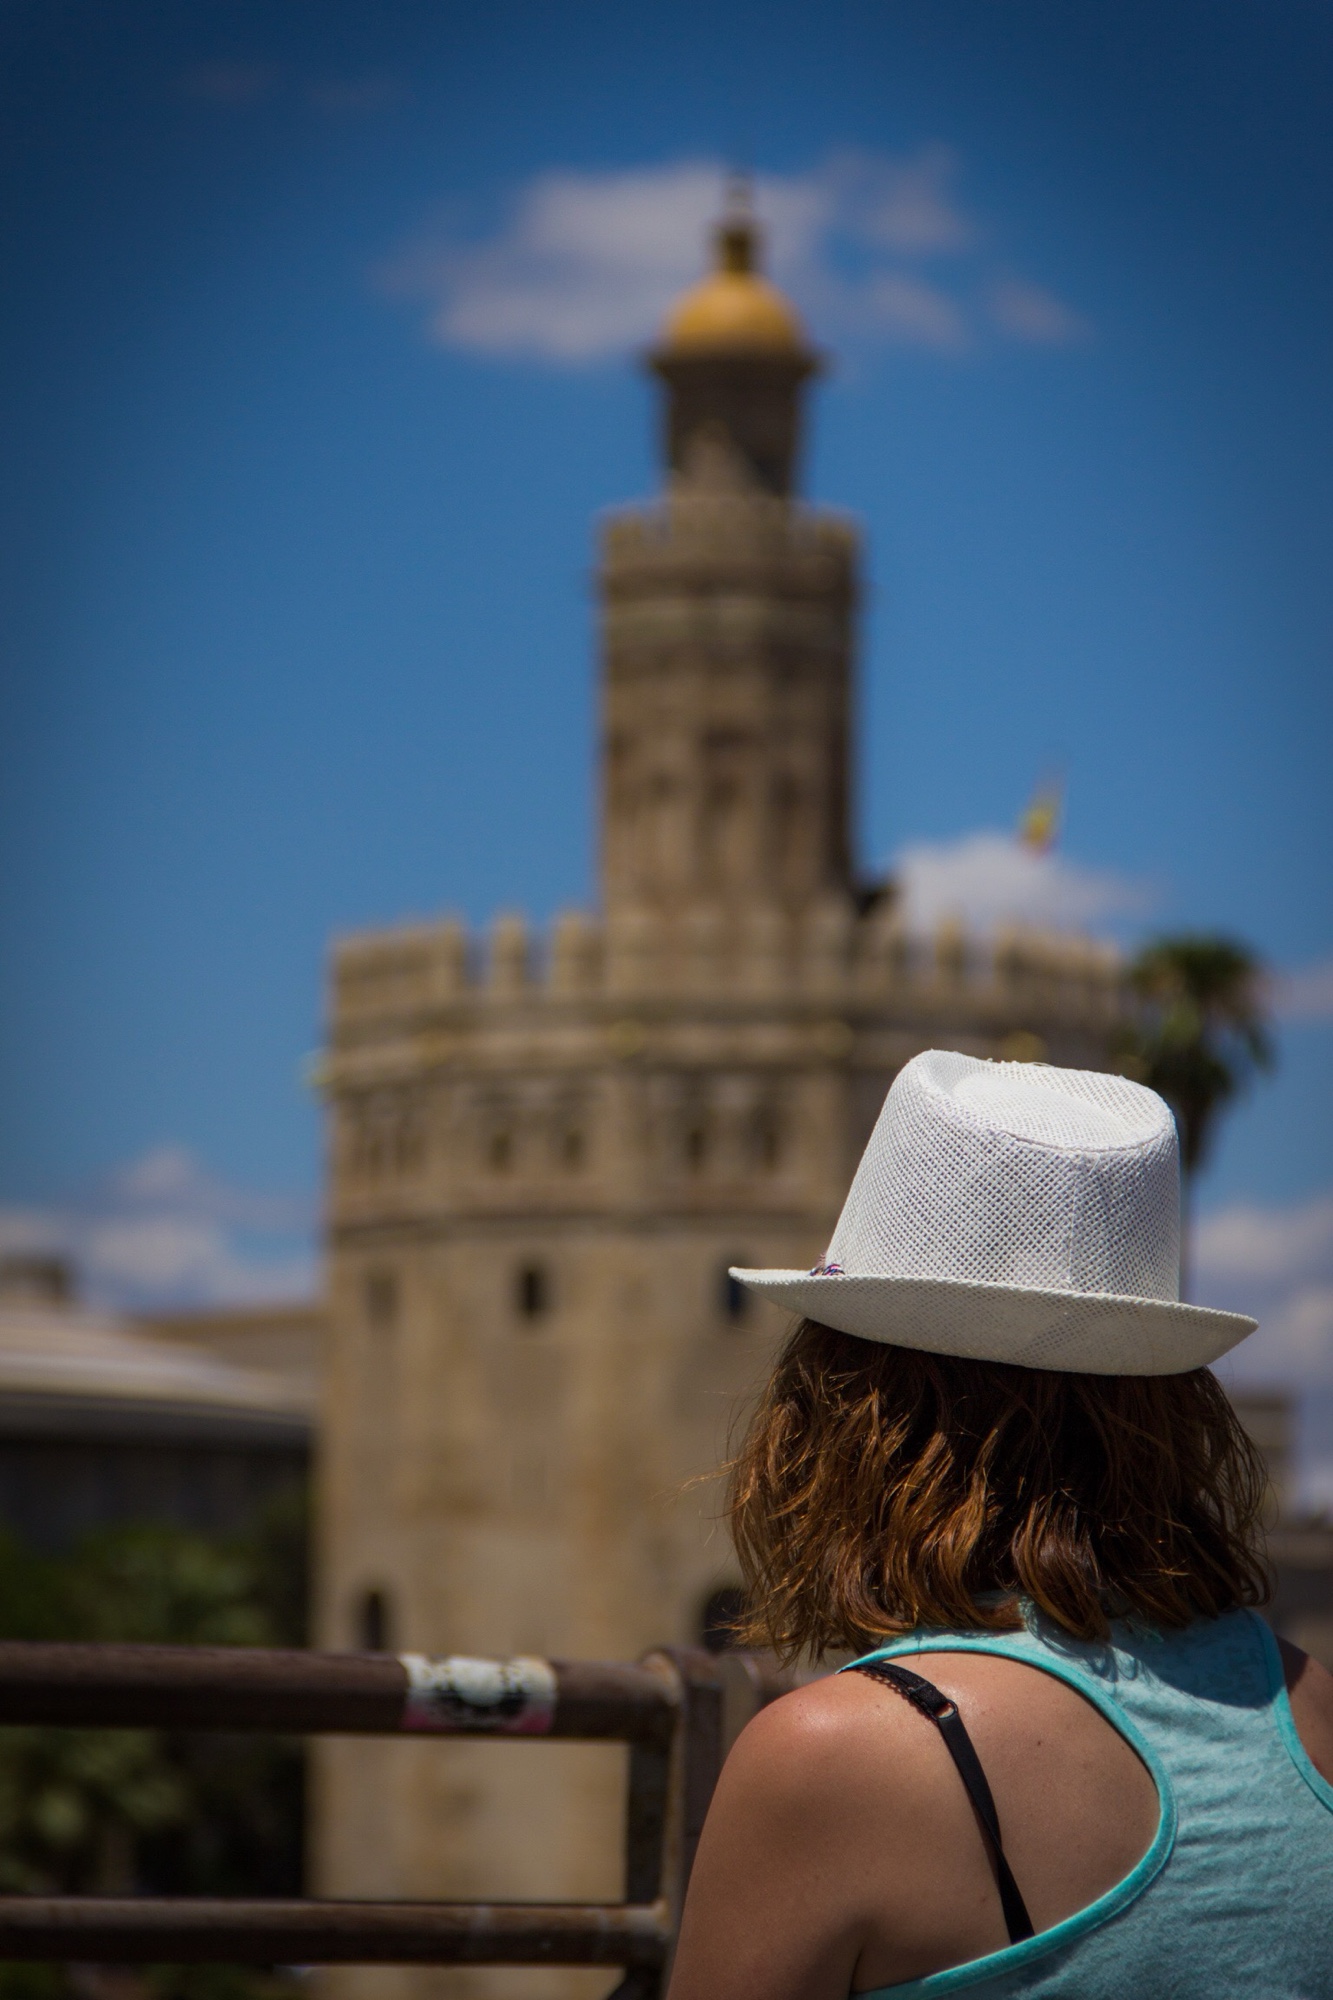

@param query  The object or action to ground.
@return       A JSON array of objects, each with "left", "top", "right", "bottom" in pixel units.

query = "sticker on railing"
[{"left": 399, "top": 1653, "right": 557, "bottom": 1734}]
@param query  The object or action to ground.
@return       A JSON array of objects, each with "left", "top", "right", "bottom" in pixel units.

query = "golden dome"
[{"left": 661, "top": 217, "right": 806, "bottom": 356}]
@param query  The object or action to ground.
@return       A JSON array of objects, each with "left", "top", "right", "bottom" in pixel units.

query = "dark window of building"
[
  {"left": 720, "top": 1260, "right": 749, "bottom": 1324},
  {"left": 488, "top": 1128, "right": 514, "bottom": 1172},
  {"left": 364, "top": 1267, "right": 399, "bottom": 1330},
  {"left": 684, "top": 1123, "right": 708, "bottom": 1172},
  {"left": 559, "top": 1127, "right": 585, "bottom": 1170},
  {"left": 753, "top": 1107, "right": 782, "bottom": 1172},
  {"left": 357, "top": 1586, "right": 392, "bottom": 1652},
  {"left": 700, "top": 1585, "right": 746, "bottom": 1654},
  {"left": 516, "top": 1262, "right": 550, "bottom": 1321}
]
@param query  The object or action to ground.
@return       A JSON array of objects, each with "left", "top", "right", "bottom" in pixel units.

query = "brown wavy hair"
[{"left": 728, "top": 1319, "right": 1270, "bottom": 1656}]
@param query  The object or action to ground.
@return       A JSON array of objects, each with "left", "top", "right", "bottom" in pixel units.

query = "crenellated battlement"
[{"left": 329, "top": 903, "right": 1125, "bottom": 1034}]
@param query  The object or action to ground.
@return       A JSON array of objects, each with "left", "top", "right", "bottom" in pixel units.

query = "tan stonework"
[{"left": 312, "top": 215, "right": 1128, "bottom": 2000}]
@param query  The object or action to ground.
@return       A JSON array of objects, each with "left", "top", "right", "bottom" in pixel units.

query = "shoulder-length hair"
[{"left": 728, "top": 1318, "right": 1270, "bottom": 1656}]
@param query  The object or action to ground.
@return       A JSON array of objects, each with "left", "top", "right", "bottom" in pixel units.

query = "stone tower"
[
  {"left": 602, "top": 206, "right": 849, "bottom": 932},
  {"left": 314, "top": 206, "right": 1125, "bottom": 1998}
]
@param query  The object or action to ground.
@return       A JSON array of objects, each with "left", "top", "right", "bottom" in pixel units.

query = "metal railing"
[{"left": 0, "top": 1640, "right": 785, "bottom": 1995}]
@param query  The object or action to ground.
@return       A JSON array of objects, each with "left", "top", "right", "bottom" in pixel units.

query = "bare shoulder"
[
  {"left": 1279, "top": 1636, "right": 1333, "bottom": 1783},
  {"left": 737, "top": 1668, "right": 923, "bottom": 1754},
  {"left": 718, "top": 1670, "right": 940, "bottom": 1825},
  {"left": 729, "top": 1667, "right": 960, "bottom": 1778},
  {"left": 732, "top": 1647, "right": 1093, "bottom": 1775},
  {"left": 667, "top": 1675, "right": 935, "bottom": 2000}
]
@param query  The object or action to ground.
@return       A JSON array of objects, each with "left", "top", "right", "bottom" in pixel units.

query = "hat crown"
[{"left": 826, "top": 1051, "right": 1181, "bottom": 1303}]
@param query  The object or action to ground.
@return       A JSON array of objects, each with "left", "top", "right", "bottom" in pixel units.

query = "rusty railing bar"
[
  {"left": 0, "top": 1897, "right": 671, "bottom": 1967},
  {"left": 0, "top": 1644, "right": 676, "bottom": 1742},
  {"left": 0, "top": 1643, "right": 761, "bottom": 1988}
]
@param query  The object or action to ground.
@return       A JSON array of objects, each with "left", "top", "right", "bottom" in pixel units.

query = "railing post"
[{"left": 613, "top": 1646, "right": 723, "bottom": 1999}]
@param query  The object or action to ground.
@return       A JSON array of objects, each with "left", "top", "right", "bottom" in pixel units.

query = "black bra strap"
[{"left": 847, "top": 1658, "right": 1036, "bottom": 1946}]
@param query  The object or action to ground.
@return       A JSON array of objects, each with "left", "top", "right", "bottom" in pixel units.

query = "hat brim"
[{"left": 730, "top": 1269, "right": 1256, "bottom": 1376}]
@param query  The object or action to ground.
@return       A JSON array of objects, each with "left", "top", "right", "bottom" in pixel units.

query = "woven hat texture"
[{"left": 733, "top": 1050, "right": 1255, "bottom": 1376}]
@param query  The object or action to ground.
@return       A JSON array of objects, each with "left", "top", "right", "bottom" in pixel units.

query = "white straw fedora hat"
[{"left": 732, "top": 1049, "right": 1255, "bottom": 1376}]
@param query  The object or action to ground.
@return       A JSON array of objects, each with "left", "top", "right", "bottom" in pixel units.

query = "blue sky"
[{"left": 1, "top": 0, "right": 1330, "bottom": 1461}]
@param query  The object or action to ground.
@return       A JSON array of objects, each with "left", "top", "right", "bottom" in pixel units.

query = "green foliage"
[
  {"left": 1120, "top": 933, "right": 1274, "bottom": 1178},
  {"left": 0, "top": 1489, "right": 307, "bottom": 1651},
  {"left": 0, "top": 1491, "right": 308, "bottom": 2000},
  {"left": 0, "top": 1969, "right": 67, "bottom": 2000},
  {"left": 0, "top": 1721, "right": 186, "bottom": 1894},
  {"left": 144, "top": 1971, "right": 297, "bottom": 2000}
]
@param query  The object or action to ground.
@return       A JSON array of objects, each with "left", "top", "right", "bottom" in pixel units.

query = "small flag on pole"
[{"left": 1019, "top": 777, "right": 1063, "bottom": 853}]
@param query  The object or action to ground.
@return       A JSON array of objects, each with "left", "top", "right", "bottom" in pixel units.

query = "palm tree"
[{"left": 1119, "top": 934, "right": 1274, "bottom": 1296}]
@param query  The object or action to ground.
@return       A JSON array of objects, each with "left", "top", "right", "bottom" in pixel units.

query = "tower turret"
[
  {"left": 599, "top": 201, "right": 857, "bottom": 936},
  {"left": 650, "top": 204, "right": 819, "bottom": 495}
]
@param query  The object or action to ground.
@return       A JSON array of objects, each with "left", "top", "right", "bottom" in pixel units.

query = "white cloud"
[
  {"left": 1194, "top": 1189, "right": 1333, "bottom": 1507},
  {"left": 1195, "top": 1191, "right": 1333, "bottom": 1287},
  {"left": 104, "top": 1145, "right": 307, "bottom": 1232},
  {"left": 1198, "top": 1190, "right": 1333, "bottom": 1393},
  {"left": 381, "top": 150, "right": 1088, "bottom": 364},
  {"left": 1271, "top": 957, "right": 1333, "bottom": 1023},
  {"left": 988, "top": 277, "right": 1092, "bottom": 346},
  {"left": 860, "top": 272, "right": 968, "bottom": 350},
  {"left": 854, "top": 145, "right": 972, "bottom": 253},
  {"left": 386, "top": 163, "right": 721, "bottom": 362},
  {"left": 1258, "top": 1285, "right": 1333, "bottom": 1374},
  {"left": 0, "top": 1148, "right": 316, "bottom": 1314},
  {"left": 892, "top": 830, "right": 1149, "bottom": 936},
  {"left": 1217, "top": 1278, "right": 1333, "bottom": 1397}
]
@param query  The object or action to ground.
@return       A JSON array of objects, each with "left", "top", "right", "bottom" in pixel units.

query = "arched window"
[
  {"left": 516, "top": 1261, "right": 550, "bottom": 1321},
  {"left": 356, "top": 1586, "right": 392, "bottom": 1652},
  {"left": 700, "top": 1584, "right": 746, "bottom": 1654},
  {"left": 719, "top": 1259, "right": 749, "bottom": 1325},
  {"left": 364, "top": 1267, "right": 398, "bottom": 1330}
]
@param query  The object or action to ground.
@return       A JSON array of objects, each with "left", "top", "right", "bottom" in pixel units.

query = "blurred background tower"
[{"left": 313, "top": 203, "right": 1125, "bottom": 1999}]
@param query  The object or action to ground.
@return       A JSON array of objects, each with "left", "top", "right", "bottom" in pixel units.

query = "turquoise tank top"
[{"left": 847, "top": 1608, "right": 1333, "bottom": 1999}]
